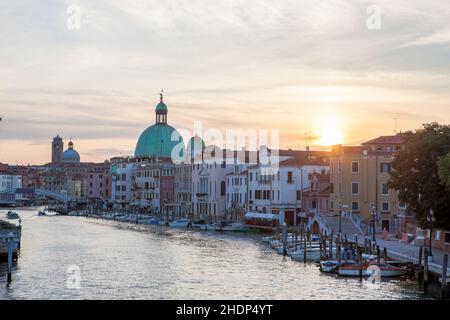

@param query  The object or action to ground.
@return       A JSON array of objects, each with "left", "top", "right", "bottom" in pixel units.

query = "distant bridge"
[{"left": 33, "top": 188, "right": 75, "bottom": 203}]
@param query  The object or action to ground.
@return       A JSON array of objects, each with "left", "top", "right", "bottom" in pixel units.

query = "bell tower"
[{"left": 52, "top": 135, "right": 63, "bottom": 164}]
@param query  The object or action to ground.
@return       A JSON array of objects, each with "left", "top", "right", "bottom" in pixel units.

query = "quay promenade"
[{"left": 356, "top": 235, "right": 450, "bottom": 275}]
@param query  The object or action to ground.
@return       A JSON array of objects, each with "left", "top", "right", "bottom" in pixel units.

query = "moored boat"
[
  {"left": 215, "top": 222, "right": 248, "bottom": 232},
  {"left": 37, "top": 210, "right": 47, "bottom": 216},
  {"left": 169, "top": 219, "right": 190, "bottom": 228},
  {"left": 6, "top": 211, "right": 20, "bottom": 220},
  {"left": 337, "top": 262, "right": 408, "bottom": 277}
]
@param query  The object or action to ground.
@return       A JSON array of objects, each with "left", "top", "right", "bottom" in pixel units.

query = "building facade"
[{"left": 329, "top": 135, "right": 405, "bottom": 233}]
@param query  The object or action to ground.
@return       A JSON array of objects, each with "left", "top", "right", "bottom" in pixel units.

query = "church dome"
[
  {"left": 61, "top": 140, "right": 80, "bottom": 163},
  {"left": 135, "top": 94, "right": 185, "bottom": 161}
]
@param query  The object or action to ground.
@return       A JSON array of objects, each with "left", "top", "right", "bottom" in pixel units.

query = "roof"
[
  {"left": 362, "top": 134, "right": 404, "bottom": 145},
  {"left": 226, "top": 170, "right": 248, "bottom": 176},
  {"left": 279, "top": 154, "right": 329, "bottom": 167}
]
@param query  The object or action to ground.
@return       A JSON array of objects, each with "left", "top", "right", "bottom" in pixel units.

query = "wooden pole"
[
  {"left": 418, "top": 246, "right": 423, "bottom": 289},
  {"left": 383, "top": 247, "right": 388, "bottom": 261},
  {"left": 295, "top": 231, "right": 298, "bottom": 251},
  {"left": 337, "top": 237, "right": 341, "bottom": 264},
  {"left": 441, "top": 254, "right": 448, "bottom": 300},
  {"left": 344, "top": 238, "right": 348, "bottom": 263},
  {"left": 329, "top": 231, "right": 333, "bottom": 259},
  {"left": 7, "top": 241, "right": 13, "bottom": 283},
  {"left": 358, "top": 247, "right": 363, "bottom": 281},
  {"left": 303, "top": 234, "right": 307, "bottom": 264},
  {"left": 319, "top": 233, "right": 323, "bottom": 258},
  {"left": 424, "top": 248, "right": 429, "bottom": 294},
  {"left": 376, "top": 246, "right": 381, "bottom": 265}
]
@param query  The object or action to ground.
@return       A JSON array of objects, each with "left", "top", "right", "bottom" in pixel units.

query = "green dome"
[
  {"left": 135, "top": 124, "right": 184, "bottom": 160},
  {"left": 156, "top": 102, "right": 168, "bottom": 113}
]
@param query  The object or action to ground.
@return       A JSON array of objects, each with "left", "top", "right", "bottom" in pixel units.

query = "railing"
[{"left": 348, "top": 211, "right": 364, "bottom": 234}]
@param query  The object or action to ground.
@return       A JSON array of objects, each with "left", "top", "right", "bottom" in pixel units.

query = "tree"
[
  {"left": 438, "top": 151, "right": 450, "bottom": 189},
  {"left": 388, "top": 123, "right": 450, "bottom": 229}
]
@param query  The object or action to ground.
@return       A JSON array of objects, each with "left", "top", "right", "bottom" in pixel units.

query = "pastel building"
[{"left": 329, "top": 134, "right": 405, "bottom": 233}]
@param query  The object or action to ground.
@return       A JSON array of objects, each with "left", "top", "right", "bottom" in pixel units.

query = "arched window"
[{"left": 221, "top": 181, "right": 226, "bottom": 196}]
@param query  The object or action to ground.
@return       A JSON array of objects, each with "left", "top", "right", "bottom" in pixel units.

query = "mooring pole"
[
  {"left": 7, "top": 240, "right": 13, "bottom": 283},
  {"left": 329, "top": 231, "right": 333, "bottom": 260},
  {"left": 442, "top": 254, "right": 448, "bottom": 300},
  {"left": 424, "top": 248, "right": 429, "bottom": 294},
  {"left": 418, "top": 246, "right": 424, "bottom": 288}
]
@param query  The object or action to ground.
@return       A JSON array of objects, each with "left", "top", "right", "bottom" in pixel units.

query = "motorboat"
[
  {"left": 6, "top": 211, "right": 20, "bottom": 220},
  {"left": 37, "top": 210, "right": 47, "bottom": 216},
  {"left": 215, "top": 222, "right": 248, "bottom": 232},
  {"left": 169, "top": 219, "right": 190, "bottom": 228},
  {"left": 337, "top": 262, "right": 408, "bottom": 277},
  {"left": 319, "top": 260, "right": 357, "bottom": 273}
]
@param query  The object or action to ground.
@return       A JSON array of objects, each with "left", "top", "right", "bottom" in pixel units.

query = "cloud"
[{"left": 0, "top": 0, "right": 450, "bottom": 164}]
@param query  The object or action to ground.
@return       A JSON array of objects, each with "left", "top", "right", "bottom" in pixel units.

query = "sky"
[{"left": 1, "top": 0, "right": 450, "bottom": 165}]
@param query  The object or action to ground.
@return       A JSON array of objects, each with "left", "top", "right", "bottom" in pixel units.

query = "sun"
[{"left": 317, "top": 116, "right": 344, "bottom": 147}]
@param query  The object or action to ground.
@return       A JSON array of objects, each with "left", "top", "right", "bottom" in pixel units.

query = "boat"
[
  {"left": 6, "top": 211, "right": 20, "bottom": 220},
  {"left": 169, "top": 219, "right": 190, "bottom": 228},
  {"left": 198, "top": 222, "right": 218, "bottom": 231},
  {"left": 0, "top": 219, "right": 21, "bottom": 259},
  {"left": 215, "top": 221, "right": 248, "bottom": 232},
  {"left": 37, "top": 210, "right": 47, "bottom": 216},
  {"left": 319, "top": 260, "right": 356, "bottom": 273},
  {"left": 337, "top": 262, "right": 408, "bottom": 277},
  {"left": 290, "top": 247, "right": 337, "bottom": 261}
]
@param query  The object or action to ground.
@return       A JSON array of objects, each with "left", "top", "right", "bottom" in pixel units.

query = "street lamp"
[
  {"left": 427, "top": 208, "right": 435, "bottom": 262},
  {"left": 370, "top": 204, "right": 377, "bottom": 242}
]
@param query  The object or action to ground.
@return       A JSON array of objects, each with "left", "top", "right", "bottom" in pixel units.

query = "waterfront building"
[
  {"left": 301, "top": 172, "right": 331, "bottom": 215},
  {"left": 191, "top": 147, "right": 257, "bottom": 221},
  {"left": 174, "top": 163, "right": 193, "bottom": 218},
  {"left": 110, "top": 157, "right": 136, "bottom": 208},
  {"left": 87, "top": 162, "right": 111, "bottom": 202},
  {"left": 225, "top": 167, "right": 248, "bottom": 221},
  {"left": 329, "top": 134, "right": 405, "bottom": 233},
  {"left": 0, "top": 173, "right": 22, "bottom": 203},
  {"left": 247, "top": 151, "right": 330, "bottom": 225}
]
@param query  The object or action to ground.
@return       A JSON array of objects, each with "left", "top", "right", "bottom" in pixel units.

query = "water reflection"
[{"left": 0, "top": 207, "right": 439, "bottom": 300}]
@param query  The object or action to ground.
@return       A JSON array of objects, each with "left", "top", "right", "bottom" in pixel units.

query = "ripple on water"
[{"left": 0, "top": 208, "right": 441, "bottom": 300}]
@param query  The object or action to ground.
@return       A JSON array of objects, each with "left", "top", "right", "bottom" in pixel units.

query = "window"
[
  {"left": 381, "top": 183, "right": 389, "bottom": 195},
  {"left": 338, "top": 161, "right": 342, "bottom": 173},
  {"left": 250, "top": 172, "right": 253, "bottom": 181},
  {"left": 351, "top": 162, "right": 359, "bottom": 173},
  {"left": 445, "top": 233, "right": 450, "bottom": 244},
  {"left": 296, "top": 190, "right": 302, "bottom": 201},
  {"left": 351, "top": 182, "right": 359, "bottom": 195},
  {"left": 287, "top": 171, "right": 293, "bottom": 183},
  {"left": 221, "top": 181, "right": 226, "bottom": 196},
  {"left": 351, "top": 202, "right": 359, "bottom": 211},
  {"left": 382, "top": 202, "right": 389, "bottom": 212},
  {"left": 380, "top": 163, "right": 392, "bottom": 173}
]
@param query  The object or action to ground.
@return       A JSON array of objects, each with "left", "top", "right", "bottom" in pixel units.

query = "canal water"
[{"left": 0, "top": 207, "right": 440, "bottom": 300}]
